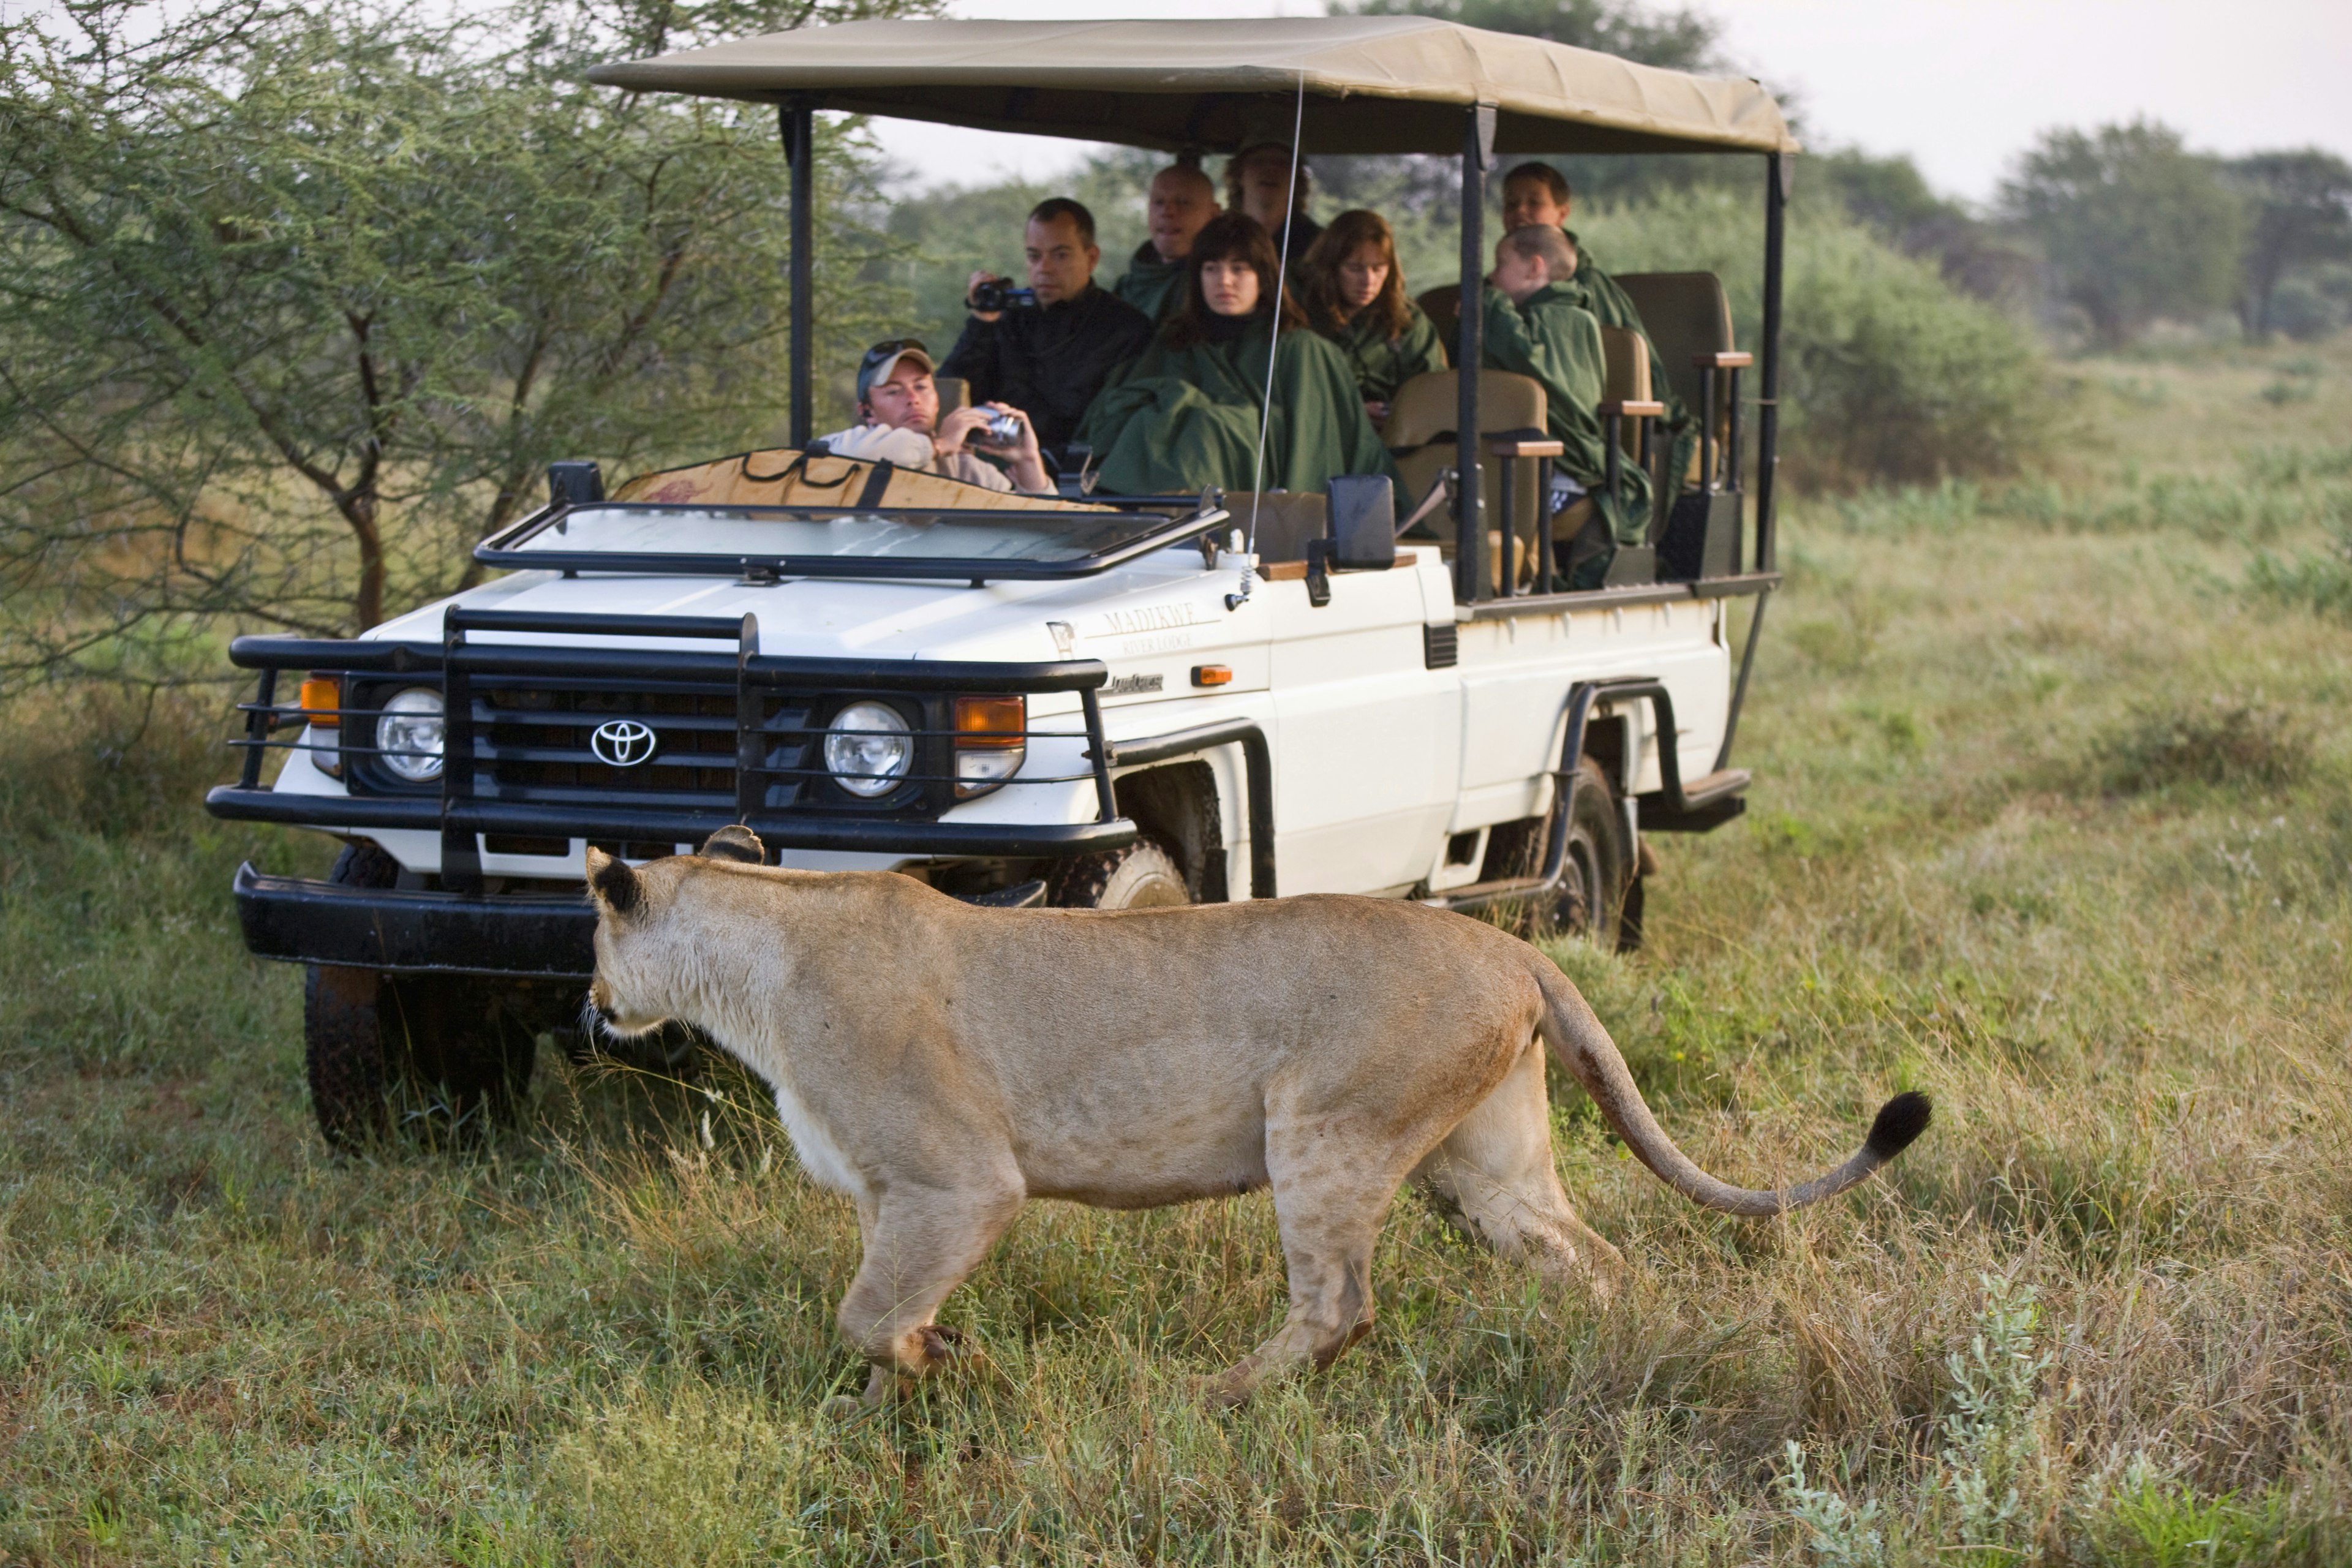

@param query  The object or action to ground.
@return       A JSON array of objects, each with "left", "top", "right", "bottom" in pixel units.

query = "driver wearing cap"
[{"left": 817, "top": 341, "right": 1053, "bottom": 494}]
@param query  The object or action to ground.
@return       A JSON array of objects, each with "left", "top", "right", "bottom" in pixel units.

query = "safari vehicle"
[{"left": 205, "top": 17, "right": 1795, "bottom": 1145}]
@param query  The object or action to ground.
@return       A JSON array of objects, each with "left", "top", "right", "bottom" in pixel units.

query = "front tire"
[
  {"left": 302, "top": 843, "right": 537, "bottom": 1150},
  {"left": 1048, "top": 837, "right": 1191, "bottom": 909}
]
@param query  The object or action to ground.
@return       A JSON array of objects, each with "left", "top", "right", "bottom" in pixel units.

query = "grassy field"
[{"left": 2, "top": 340, "right": 2348, "bottom": 1564}]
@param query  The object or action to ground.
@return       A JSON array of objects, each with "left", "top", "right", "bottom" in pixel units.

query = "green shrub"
[
  {"left": 0, "top": 685, "right": 235, "bottom": 841},
  {"left": 2095, "top": 695, "right": 2313, "bottom": 794},
  {"left": 1580, "top": 187, "right": 2051, "bottom": 489},
  {"left": 2247, "top": 524, "right": 2352, "bottom": 618}
]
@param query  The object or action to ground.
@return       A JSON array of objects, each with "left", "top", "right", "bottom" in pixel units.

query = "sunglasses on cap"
[{"left": 860, "top": 338, "right": 929, "bottom": 369}]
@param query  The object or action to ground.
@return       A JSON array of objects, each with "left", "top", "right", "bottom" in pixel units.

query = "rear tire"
[
  {"left": 303, "top": 843, "right": 537, "bottom": 1150},
  {"left": 1540, "top": 756, "right": 1630, "bottom": 948},
  {"left": 1047, "top": 837, "right": 1191, "bottom": 909}
]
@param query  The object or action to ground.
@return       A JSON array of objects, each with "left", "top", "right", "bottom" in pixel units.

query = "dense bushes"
[{"left": 1581, "top": 187, "right": 2051, "bottom": 489}]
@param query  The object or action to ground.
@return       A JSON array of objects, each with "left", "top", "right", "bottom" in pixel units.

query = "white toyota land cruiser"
[{"left": 205, "top": 15, "right": 1793, "bottom": 1145}]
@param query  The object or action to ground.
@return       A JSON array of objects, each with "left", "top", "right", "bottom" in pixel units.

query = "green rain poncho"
[
  {"left": 1319, "top": 300, "right": 1448, "bottom": 406},
  {"left": 1113, "top": 243, "right": 1189, "bottom": 323},
  {"left": 1079, "top": 314, "right": 1401, "bottom": 497},
  {"left": 1482, "top": 281, "right": 1653, "bottom": 550},
  {"left": 1566, "top": 233, "right": 1695, "bottom": 495}
]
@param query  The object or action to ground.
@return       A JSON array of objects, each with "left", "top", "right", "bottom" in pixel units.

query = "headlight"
[
  {"left": 376, "top": 687, "right": 445, "bottom": 783},
  {"left": 824, "top": 701, "right": 911, "bottom": 797}
]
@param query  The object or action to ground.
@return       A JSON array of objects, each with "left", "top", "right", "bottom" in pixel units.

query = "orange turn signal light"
[
  {"left": 1191, "top": 664, "right": 1233, "bottom": 688},
  {"left": 952, "top": 694, "right": 1025, "bottom": 748},
  {"left": 298, "top": 674, "right": 342, "bottom": 728}
]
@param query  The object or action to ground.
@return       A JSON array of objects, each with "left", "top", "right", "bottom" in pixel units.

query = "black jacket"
[{"left": 940, "top": 282, "right": 1155, "bottom": 458}]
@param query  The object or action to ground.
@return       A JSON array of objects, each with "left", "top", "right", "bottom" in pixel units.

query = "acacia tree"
[
  {"left": 2000, "top": 119, "right": 2247, "bottom": 350},
  {"left": 2225, "top": 149, "right": 2352, "bottom": 341},
  {"left": 0, "top": 0, "right": 930, "bottom": 685}
]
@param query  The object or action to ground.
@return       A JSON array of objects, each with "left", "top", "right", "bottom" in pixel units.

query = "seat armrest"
[
  {"left": 1597, "top": 400, "right": 1665, "bottom": 418},
  {"left": 1488, "top": 437, "right": 1565, "bottom": 459},
  {"left": 1691, "top": 352, "right": 1752, "bottom": 369}
]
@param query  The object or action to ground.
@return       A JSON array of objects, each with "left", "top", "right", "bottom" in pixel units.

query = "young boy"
[
  {"left": 1501, "top": 161, "right": 1693, "bottom": 492},
  {"left": 1483, "top": 225, "right": 1652, "bottom": 586}
]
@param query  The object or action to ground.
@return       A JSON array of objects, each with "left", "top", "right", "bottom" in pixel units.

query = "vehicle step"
[
  {"left": 1679, "top": 768, "right": 1749, "bottom": 808},
  {"left": 1419, "top": 873, "right": 1548, "bottom": 907}
]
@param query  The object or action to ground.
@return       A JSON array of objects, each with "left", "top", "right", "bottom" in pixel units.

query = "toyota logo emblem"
[{"left": 589, "top": 719, "right": 658, "bottom": 768}]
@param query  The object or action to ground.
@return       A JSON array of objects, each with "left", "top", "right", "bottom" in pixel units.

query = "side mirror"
[
  {"left": 548, "top": 461, "right": 604, "bottom": 507},
  {"left": 1325, "top": 475, "right": 1396, "bottom": 571}
]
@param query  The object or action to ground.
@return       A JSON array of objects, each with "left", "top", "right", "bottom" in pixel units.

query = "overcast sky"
[{"left": 867, "top": 0, "right": 2352, "bottom": 205}]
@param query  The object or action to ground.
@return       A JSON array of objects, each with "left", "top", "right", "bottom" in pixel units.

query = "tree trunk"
[{"left": 343, "top": 493, "right": 386, "bottom": 631}]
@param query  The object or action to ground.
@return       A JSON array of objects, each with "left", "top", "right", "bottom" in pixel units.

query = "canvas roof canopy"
[{"left": 584, "top": 17, "right": 1796, "bottom": 158}]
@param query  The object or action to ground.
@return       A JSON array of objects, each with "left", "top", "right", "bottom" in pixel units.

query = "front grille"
[{"left": 469, "top": 678, "right": 818, "bottom": 812}]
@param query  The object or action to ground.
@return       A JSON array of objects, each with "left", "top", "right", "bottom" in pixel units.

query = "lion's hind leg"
[
  {"left": 837, "top": 1179, "right": 1022, "bottom": 1404},
  {"left": 1411, "top": 1039, "right": 1623, "bottom": 1293},
  {"left": 1205, "top": 1124, "right": 1419, "bottom": 1408}
]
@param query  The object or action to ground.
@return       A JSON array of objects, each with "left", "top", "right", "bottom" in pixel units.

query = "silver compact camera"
[{"left": 975, "top": 411, "right": 1023, "bottom": 447}]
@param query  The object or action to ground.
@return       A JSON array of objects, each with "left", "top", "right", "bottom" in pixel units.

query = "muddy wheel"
[
  {"left": 1542, "top": 756, "right": 1630, "bottom": 948},
  {"left": 303, "top": 843, "right": 537, "bottom": 1150},
  {"left": 1048, "top": 837, "right": 1191, "bottom": 910}
]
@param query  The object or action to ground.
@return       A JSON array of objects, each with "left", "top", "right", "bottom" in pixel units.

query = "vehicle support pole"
[
  {"left": 1717, "top": 153, "right": 1788, "bottom": 774},
  {"left": 1455, "top": 104, "right": 1495, "bottom": 605},
  {"left": 1756, "top": 153, "right": 1789, "bottom": 575},
  {"left": 784, "top": 97, "right": 816, "bottom": 450}
]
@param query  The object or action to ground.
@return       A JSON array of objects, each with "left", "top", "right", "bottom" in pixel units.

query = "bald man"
[{"left": 1115, "top": 164, "right": 1219, "bottom": 322}]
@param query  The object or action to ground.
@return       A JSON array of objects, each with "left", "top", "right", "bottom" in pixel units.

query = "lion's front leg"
[{"left": 837, "top": 1180, "right": 1022, "bottom": 1403}]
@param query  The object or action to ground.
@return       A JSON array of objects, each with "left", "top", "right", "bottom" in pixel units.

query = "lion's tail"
[{"left": 1531, "top": 961, "right": 1930, "bottom": 1216}]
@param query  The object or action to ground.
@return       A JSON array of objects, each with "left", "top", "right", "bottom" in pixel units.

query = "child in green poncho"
[
  {"left": 1079, "top": 213, "right": 1400, "bottom": 498},
  {"left": 1483, "top": 224, "right": 1654, "bottom": 586},
  {"left": 1298, "top": 209, "right": 1449, "bottom": 433},
  {"left": 1502, "top": 161, "right": 1695, "bottom": 492}
]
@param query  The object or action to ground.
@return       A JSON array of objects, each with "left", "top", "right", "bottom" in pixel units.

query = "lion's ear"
[
  {"left": 585, "top": 846, "right": 643, "bottom": 916},
  {"left": 700, "top": 824, "right": 766, "bottom": 864}
]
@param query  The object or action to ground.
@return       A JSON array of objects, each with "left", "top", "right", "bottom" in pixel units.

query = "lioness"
[{"left": 584, "top": 827, "right": 1929, "bottom": 1405}]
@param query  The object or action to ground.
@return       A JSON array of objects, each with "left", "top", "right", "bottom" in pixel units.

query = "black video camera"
[{"left": 971, "top": 278, "right": 1039, "bottom": 313}]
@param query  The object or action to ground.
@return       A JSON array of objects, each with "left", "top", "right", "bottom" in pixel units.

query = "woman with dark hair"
[
  {"left": 1078, "top": 213, "right": 1396, "bottom": 496},
  {"left": 1299, "top": 209, "right": 1447, "bottom": 428}
]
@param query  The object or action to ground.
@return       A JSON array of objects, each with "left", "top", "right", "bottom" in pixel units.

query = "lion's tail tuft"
[
  {"left": 1864, "top": 1090, "right": 1933, "bottom": 1163},
  {"left": 1531, "top": 958, "right": 1931, "bottom": 1217}
]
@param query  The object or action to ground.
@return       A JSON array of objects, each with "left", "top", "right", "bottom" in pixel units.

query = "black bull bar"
[{"left": 209, "top": 606, "right": 1146, "bottom": 977}]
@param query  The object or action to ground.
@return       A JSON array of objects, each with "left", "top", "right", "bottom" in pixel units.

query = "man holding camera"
[
  {"left": 940, "top": 197, "right": 1154, "bottom": 466},
  {"left": 818, "top": 341, "right": 1052, "bottom": 494}
]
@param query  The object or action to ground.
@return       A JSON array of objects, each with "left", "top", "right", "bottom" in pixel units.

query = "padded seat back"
[
  {"left": 933, "top": 375, "right": 971, "bottom": 412},
  {"left": 1416, "top": 284, "right": 1462, "bottom": 353},
  {"left": 1385, "top": 369, "right": 1548, "bottom": 549},
  {"left": 1225, "top": 492, "right": 1328, "bottom": 565},
  {"left": 1613, "top": 271, "right": 1733, "bottom": 428},
  {"left": 1599, "top": 324, "right": 1652, "bottom": 405}
]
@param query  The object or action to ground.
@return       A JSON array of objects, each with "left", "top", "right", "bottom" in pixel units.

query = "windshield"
[
  {"left": 475, "top": 500, "right": 1226, "bottom": 582},
  {"left": 518, "top": 504, "right": 1166, "bottom": 562}
]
